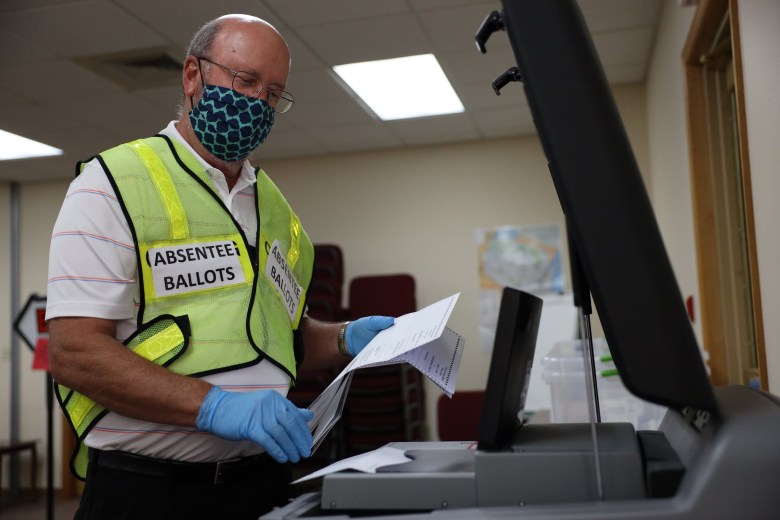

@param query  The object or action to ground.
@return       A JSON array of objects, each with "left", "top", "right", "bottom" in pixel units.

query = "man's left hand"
[{"left": 345, "top": 316, "right": 395, "bottom": 356}]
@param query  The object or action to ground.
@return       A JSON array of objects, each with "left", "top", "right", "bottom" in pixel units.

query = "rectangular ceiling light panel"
[
  {"left": 0, "top": 129, "right": 63, "bottom": 161},
  {"left": 333, "top": 54, "right": 464, "bottom": 121}
]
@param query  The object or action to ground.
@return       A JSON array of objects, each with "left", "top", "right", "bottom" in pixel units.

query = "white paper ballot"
[
  {"left": 293, "top": 441, "right": 478, "bottom": 485},
  {"left": 292, "top": 446, "right": 412, "bottom": 484},
  {"left": 307, "top": 293, "right": 464, "bottom": 452}
]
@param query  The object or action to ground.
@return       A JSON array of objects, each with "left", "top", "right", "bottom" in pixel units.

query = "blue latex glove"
[
  {"left": 345, "top": 316, "right": 395, "bottom": 357},
  {"left": 195, "top": 386, "right": 314, "bottom": 463}
]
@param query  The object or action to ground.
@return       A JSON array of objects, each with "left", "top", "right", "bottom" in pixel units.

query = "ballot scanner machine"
[{"left": 262, "top": 1, "right": 780, "bottom": 518}]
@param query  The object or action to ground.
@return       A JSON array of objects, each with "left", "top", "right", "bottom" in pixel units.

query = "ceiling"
[{"left": 0, "top": 0, "right": 663, "bottom": 183}]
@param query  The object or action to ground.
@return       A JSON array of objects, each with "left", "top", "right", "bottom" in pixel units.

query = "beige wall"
[
  {"left": 738, "top": 0, "right": 780, "bottom": 389},
  {"left": 645, "top": 1, "right": 700, "bottom": 342}
]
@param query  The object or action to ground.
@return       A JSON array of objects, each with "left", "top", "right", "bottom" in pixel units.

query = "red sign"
[
  {"left": 32, "top": 338, "right": 50, "bottom": 370},
  {"left": 37, "top": 308, "right": 49, "bottom": 334},
  {"left": 13, "top": 294, "right": 49, "bottom": 371}
]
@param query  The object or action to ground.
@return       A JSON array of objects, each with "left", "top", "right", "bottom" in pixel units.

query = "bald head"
[{"left": 186, "top": 14, "right": 290, "bottom": 76}]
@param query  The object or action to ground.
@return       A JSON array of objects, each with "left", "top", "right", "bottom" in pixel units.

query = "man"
[{"left": 46, "top": 14, "right": 393, "bottom": 519}]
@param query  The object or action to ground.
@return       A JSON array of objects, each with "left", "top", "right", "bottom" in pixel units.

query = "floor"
[{"left": 0, "top": 492, "right": 80, "bottom": 520}]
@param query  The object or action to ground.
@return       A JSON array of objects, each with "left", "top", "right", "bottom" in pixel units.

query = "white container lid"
[{"left": 541, "top": 339, "right": 613, "bottom": 377}]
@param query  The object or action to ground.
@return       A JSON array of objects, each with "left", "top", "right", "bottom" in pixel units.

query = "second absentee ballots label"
[{"left": 265, "top": 240, "right": 302, "bottom": 322}]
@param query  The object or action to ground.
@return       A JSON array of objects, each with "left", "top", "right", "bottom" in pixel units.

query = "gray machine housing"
[
  {"left": 321, "top": 422, "right": 645, "bottom": 510},
  {"left": 265, "top": 385, "right": 780, "bottom": 519}
]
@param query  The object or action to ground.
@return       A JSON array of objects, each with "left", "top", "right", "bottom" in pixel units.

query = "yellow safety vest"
[{"left": 55, "top": 135, "right": 314, "bottom": 479}]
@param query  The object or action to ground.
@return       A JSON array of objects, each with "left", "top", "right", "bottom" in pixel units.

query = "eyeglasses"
[{"left": 196, "top": 56, "right": 295, "bottom": 113}]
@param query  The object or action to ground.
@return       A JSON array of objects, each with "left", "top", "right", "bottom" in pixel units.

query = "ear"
[{"left": 182, "top": 55, "right": 202, "bottom": 98}]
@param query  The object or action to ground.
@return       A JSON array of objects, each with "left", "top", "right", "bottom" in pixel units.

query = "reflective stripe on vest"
[
  {"left": 55, "top": 314, "right": 190, "bottom": 480},
  {"left": 128, "top": 140, "right": 189, "bottom": 240}
]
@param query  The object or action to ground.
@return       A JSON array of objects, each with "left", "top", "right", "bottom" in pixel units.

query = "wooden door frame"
[{"left": 683, "top": 0, "right": 767, "bottom": 388}]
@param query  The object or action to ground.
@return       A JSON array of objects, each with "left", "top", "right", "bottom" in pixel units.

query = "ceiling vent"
[{"left": 76, "top": 48, "right": 183, "bottom": 91}]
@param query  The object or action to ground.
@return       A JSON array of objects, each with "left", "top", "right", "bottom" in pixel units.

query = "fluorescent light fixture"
[
  {"left": 333, "top": 54, "right": 464, "bottom": 121},
  {"left": 0, "top": 128, "right": 63, "bottom": 161}
]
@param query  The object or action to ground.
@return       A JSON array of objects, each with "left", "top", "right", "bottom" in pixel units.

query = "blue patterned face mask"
[{"left": 189, "top": 84, "right": 275, "bottom": 162}]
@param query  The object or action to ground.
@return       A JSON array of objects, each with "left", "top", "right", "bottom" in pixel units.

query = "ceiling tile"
[
  {"left": 308, "top": 122, "right": 404, "bottom": 153},
  {"left": 0, "top": 85, "right": 31, "bottom": 108},
  {"left": 285, "top": 68, "right": 347, "bottom": 103},
  {"left": 264, "top": 0, "right": 409, "bottom": 27},
  {"left": 298, "top": 14, "right": 431, "bottom": 65},
  {"left": 283, "top": 31, "right": 329, "bottom": 73},
  {"left": 388, "top": 113, "right": 481, "bottom": 145},
  {"left": 408, "top": 0, "right": 497, "bottom": 11},
  {"left": 134, "top": 85, "right": 184, "bottom": 112},
  {"left": 284, "top": 98, "right": 375, "bottom": 129},
  {"left": 417, "top": 3, "right": 508, "bottom": 53},
  {"left": 8, "top": 1, "right": 167, "bottom": 58},
  {"left": 592, "top": 26, "right": 656, "bottom": 66},
  {"left": 439, "top": 46, "right": 518, "bottom": 89},
  {"left": 603, "top": 63, "right": 648, "bottom": 84},
  {"left": 0, "top": 0, "right": 76, "bottom": 13},
  {"left": 0, "top": 58, "right": 125, "bottom": 100},
  {"left": 114, "top": 0, "right": 287, "bottom": 51},
  {"left": 457, "top": 82, "right": 528, "bottom": 111},
  {"left": 251, "top": 129, "right": 328, "bottom": 161},
  {"left": 55, "top": 92, "right": 167, "bottom": 132},
  {"left": 0, "top": 22, "right": 56, "bottom": 66},
  {"left": 471, "top": 104, "right": 536, "bottom": 138},
  {"left": 0, "top": 100, "right": 84, "bottom": 138},
  {"left": 578, "top": 0, "right": 663, "bottom": 34}
]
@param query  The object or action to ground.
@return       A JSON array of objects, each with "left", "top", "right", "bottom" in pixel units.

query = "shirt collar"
[{"left": 160, "top": 121, "right": 257, "bottom": 189}]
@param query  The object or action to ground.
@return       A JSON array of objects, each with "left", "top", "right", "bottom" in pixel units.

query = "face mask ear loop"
[{"left": 190, "top": 57, "right": 207, "bottom": 111}]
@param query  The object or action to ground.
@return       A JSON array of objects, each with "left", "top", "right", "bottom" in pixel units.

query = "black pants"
[{"left": 74, "top": 449, "right": 292, "bottom": 520}]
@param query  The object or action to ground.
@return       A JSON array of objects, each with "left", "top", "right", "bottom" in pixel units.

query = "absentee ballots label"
[
  {"left": 146, "top": 240, "right": 248, "bottom": 297},
  {"left": 265, "top": 239, "right": 303, "bottom": 322}
]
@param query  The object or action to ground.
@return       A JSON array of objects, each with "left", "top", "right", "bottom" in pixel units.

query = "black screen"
[
  {"left": 478, "top": 287, "right": 543, "bottom": 451},
  {"left": 498, "top": 0, "right": 716, "bottom": 411}
]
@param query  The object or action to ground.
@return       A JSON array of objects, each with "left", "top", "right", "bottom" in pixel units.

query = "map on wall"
[{"left": 475, "top": 224, "right": 565, "bottom": 352}]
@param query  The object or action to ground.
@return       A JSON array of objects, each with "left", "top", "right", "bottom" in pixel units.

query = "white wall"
[
  {"left": 645, "top": 2, "right": 700, "bottom": 341},
  {"left": 738, "top": 0, "right": 780, "bottom": 389}
]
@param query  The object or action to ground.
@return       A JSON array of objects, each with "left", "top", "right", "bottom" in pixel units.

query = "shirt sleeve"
[{"left": 46, "top": 159, "right": 139, "bottom": 321}]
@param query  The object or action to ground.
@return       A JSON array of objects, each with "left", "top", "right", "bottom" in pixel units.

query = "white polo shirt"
[{"left": 46, "top": 122, "right": 291, "bottom": 462}]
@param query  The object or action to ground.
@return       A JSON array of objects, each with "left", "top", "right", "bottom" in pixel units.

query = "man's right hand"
[{"left": 195, "top": 386, "right": 314, "bottom": 463}]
